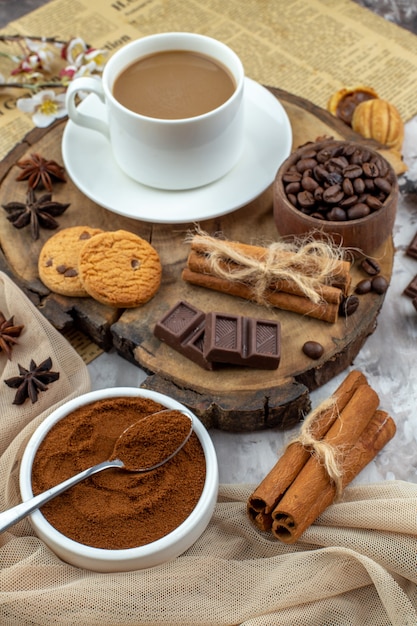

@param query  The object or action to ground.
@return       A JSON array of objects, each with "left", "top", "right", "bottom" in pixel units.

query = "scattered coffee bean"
[
  {"left": 355, "top": 279, "right": 372, "bottom": 294},
  {"left": 281, "top": 141, "right": 394, "bottom": 223},
  {"left": 339, "top": 294, "right": 359, "bottom": 316},
  {"left": 361, "top": 257, "right": 380, "bottom": 275},
  {"left": 302, "top": 341, "right": 324, "bottom": 360},
  {"left": 371, "top": 275, "right": 388, "bottom": 294}
]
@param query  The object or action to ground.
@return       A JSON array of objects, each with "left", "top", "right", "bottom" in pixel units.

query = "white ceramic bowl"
[{"left": 20, "top": 387, "right": 219, "bottom": 572}]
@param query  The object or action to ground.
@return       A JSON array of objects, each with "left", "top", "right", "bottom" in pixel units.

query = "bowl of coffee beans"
[{"left": 273, "top": 139, "right": 398, "bottom": 255}]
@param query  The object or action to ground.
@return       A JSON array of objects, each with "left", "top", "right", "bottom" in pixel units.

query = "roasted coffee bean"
[
  {"left": 340, "top": 194, "right": 359, "bottom": 208},
  {"left": 375, "top": 157, "right": 389, "bottom": 178},
  {"left": 296, "top": 158, "right": 318, "bottom": 173},
  {"left": 313, "top": 165, "right": 329, "bottom": 181},
  {"left": 350, "top": 150, "right": 364, "bottom": 165},
  {"left": 342, "top": 178, "right": 354, "bottom": 196},
  {"left": 366, "top": 196, "right": 383, "bottom": 210},
  {"left": 297, "top": 190, "right": 315, "bottom": 207},
  {"left": 343, "top": 164, "right": 363, "bottom": 179},
  {"left": 329, "top": 156, "right": 349, "bottom": 170},
  {"left": 347, "top": 203, "right": 371, "bottom": 220},
  {"left": 314, "top": 186, "right": 324, "bottom": 202},
  {"left": 340, "top": 294, "right": 359, "bottom": 316},
  {"left": 322, "top": 184, "right": 344, "bottom": 203},
  {"left": 355, "top": 279, "right": 372, "bottom": 294},
  {"left": 302, "top": 341, "right": 324, "bottom": 360},
  {"left": 301, "top": 176, "right": 319, "bottom": 192},
  {"left": 361, "top": 257, "right": 380, "bottom": 275},
  {"left": 353, "top": 177, "right": 365, "bottom": 194},
  {"left": 327, "top": 206, "right": 347, "bottom": 221},
  {"left": 362, "top": 161, "right": 379, "bottom": 178},
  {"left": 286, "top": 181, "right": 301, "bottom": 194},
  {"left": 316, "top": 148, "right": 334, "bottom": 163},
  {"left": 371, "top": 275, "right": 388, "bottom": 294},
  {"left": 283, "top": 171, "right": 302, "bottom": 183},
  {"left": 374, "top": 177, "right": 392, "bottom": 194},
  {"left": 287, "top": 193, "right": 297, "bottom": 206}
]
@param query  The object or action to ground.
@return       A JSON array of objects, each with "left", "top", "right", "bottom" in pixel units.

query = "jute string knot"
[
  {"left": 286, "top": 398, "right": 344, "bottom": 499},
  {"left": 187, "top": 229, "right": 346, "bottom": 306}
]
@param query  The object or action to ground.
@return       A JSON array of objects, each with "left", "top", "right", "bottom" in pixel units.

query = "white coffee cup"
[{"left": 65, "top": 32, "right": 245, "bottom": 190}]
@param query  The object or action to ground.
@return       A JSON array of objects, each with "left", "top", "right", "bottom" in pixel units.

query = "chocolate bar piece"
[
  {"left": 203, "top": 312, "right": 281, "bottom": 369},
  {"left": 406, "top": 232, "right": 417, "bottom": 260},
  {"left": 154, "top": 301, "right": 214, "bottom": 370},
  {"left": 403, "top": 274, "right": 417, "bottom": 299}
]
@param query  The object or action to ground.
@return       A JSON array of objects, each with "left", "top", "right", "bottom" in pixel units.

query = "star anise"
[
  {"left": 4, "top": 356, "right": 60, "bottom": 405},
  {"left": 0, "top": 311, "right": 24, "bottom": 360},
  {"left": 16, "top": 153, "right": 66, "bottom": 192},
  {"left": 2, "top": 189, "right": 70, "bottom": 240}
]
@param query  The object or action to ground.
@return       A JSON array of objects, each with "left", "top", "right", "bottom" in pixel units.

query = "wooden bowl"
[{"left": 273, "top": 139, "right": 398, "bottom": 255}]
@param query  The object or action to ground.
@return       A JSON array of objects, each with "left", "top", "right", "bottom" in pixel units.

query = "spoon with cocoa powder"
[{"left": 0, "top": 409, "right": 193, "bottom": 533}]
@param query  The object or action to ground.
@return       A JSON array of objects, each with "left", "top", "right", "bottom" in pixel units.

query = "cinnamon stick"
[
  {"left": 182, "top": 267, "right": 340, "bottom": 323},
  {"left": 187, "top": 250, "right": 343, "bottom": 304},
  {"left": 247, "top": 370, "right": 367, "bottom": 531},
  {"left": 271, "top": 409, "right": 396, "bottom": 543},
  {"left": 190, "top": 235, "right": 352, "bottom": 295},
  {"left": 264, "top": 383, "right": 380, "bottom": 543}
]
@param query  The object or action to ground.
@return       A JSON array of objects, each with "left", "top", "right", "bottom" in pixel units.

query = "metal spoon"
[{"left": 0, "top": 409, "right": 193, "bottom": 534}]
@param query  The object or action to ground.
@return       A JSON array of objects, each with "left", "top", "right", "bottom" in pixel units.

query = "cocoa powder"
[
  {"left": 111, "top": 409, "right": 192, "bottom": 470},
  {"left": 31, "top": 397, "right": 206, "bottom": 550}
]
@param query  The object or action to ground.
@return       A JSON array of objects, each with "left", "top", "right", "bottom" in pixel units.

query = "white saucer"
[{"left": 61, "top": 78, "right": 292, "bottom": 223}]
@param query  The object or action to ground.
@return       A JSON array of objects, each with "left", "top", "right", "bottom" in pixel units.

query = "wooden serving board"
[{"left": 0, "top": 87, "right": 394, "bottom": 431}]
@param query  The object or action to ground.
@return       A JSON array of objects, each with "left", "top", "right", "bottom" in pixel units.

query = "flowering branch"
[
  {"left": 0, "top": 35, "right": 107, "bottom": 126},
  {"left": 0, "top": 35, "right": 68, "bottom": 45}
]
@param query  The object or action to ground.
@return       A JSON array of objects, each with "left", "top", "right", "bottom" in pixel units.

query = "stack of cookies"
[{"left": 38, "top": 227, "right": 162, "bottom": 308}]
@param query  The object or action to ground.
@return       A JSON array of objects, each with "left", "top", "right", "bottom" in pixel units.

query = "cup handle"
[{"left": 65, "top": 77, "right": 110, "bottom": 138}]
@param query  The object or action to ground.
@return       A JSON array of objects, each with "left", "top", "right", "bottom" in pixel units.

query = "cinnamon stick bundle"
[
  {"left": 182, "top": 232, "right": 352, "bottom": 323},
  {"left": 247, "top": 370, "right": 396, "bottom": 543},
  {"left": 271, "top": 410, "right": 396, "bottom": 543},
  {"left": 191, "top": 236, "right": 352, "bottom": 295},
  {"left": 247, "top": 370, "right": 367, "bottom": 530}
]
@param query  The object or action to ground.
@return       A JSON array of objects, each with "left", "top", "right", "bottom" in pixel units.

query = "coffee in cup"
[
  {"left": 113, "top": 49, "right": 236, "bottom": 119},
  {"left": 65, "top": 33, "right": 245, "bottom": 190}
]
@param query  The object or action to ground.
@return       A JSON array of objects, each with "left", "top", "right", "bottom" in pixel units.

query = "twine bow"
[
  {"left": 286, "top": 398, "right": 345, "bottom": 500},
  {"left": 188, "top": 229, "right": 346, "bottom": 305}
]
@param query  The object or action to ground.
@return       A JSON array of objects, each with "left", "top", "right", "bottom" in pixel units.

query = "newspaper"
[{"left": 1, "top": 0, "right": 417, "bottom": 162}]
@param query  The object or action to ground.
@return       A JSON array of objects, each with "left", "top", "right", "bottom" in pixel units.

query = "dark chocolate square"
[
  {"left": 204, "top": 312, "right": 281, "bottom": 369},
  {"left": 154, "top": 301, "right": 214, "bottom": 370}
]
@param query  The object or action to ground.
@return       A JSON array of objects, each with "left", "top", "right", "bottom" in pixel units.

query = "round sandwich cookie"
[
  {"left": 38, "top": 226, "right": 104, "bottom": 297},
  {"left": 78, "top": 229, "right": 162, "bottom": 308}
]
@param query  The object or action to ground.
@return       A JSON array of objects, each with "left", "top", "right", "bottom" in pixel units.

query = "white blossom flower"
[
  {"left": 24, "top": 38, "right": 55, "bottom": 71},
  {"left": 83, "top": 48, "right": 108, "bottom": 73},
  {"left": 16, "top": 90, "right": 67, "bottom": 127},
  {"left": 63, "top": 37, "right": 88, "bottom": 67}
]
